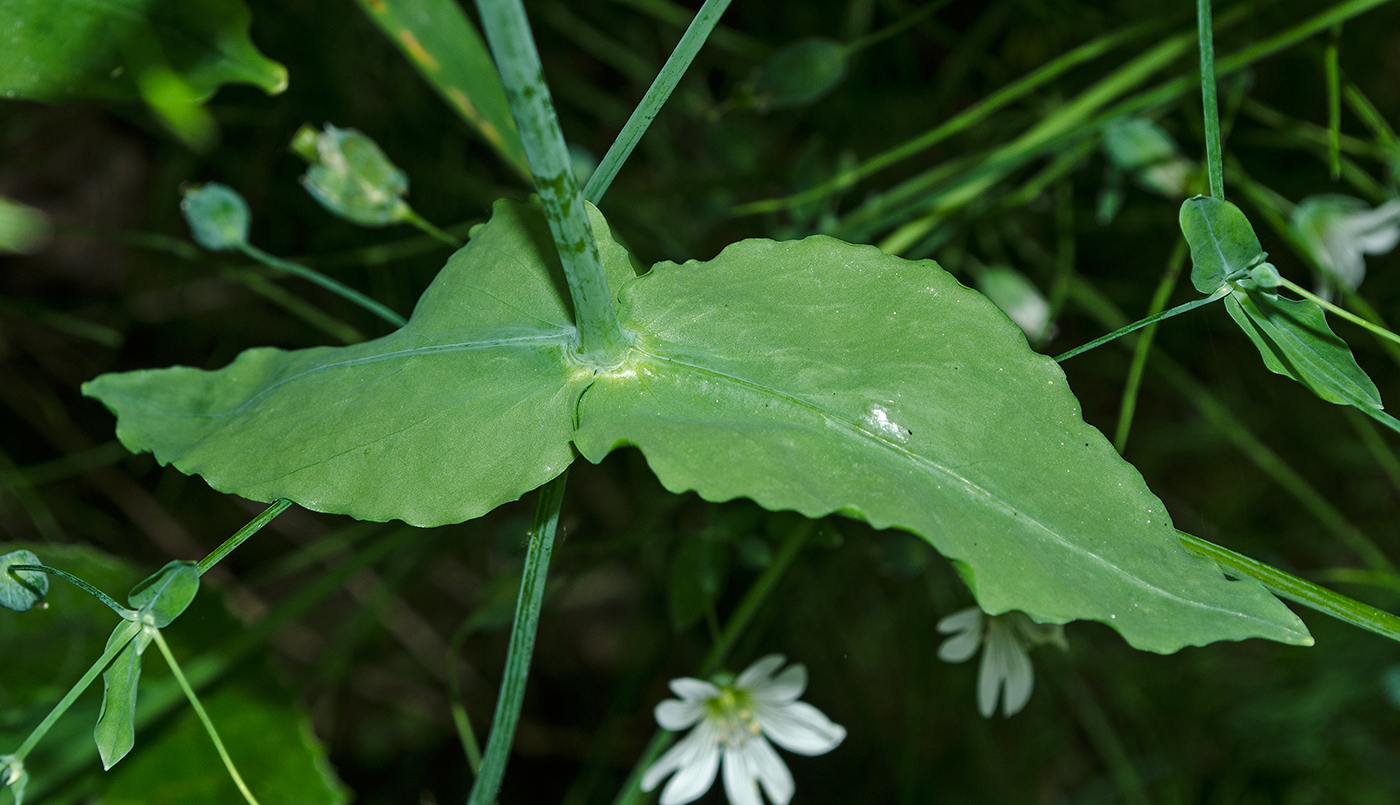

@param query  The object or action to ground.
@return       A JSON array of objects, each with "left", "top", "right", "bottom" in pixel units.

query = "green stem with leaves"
[
  {"left": 466, "top": 472, "right": 567, "bottom": 805},
  {"left": 151, "top": 629, "right": 262, "bottom": 805},
  {"left": 475, "top": 0, "right": 627, "bottom": 364},
  {"left": 611, "top": 519, "right": 813, "bottom": 805},
  {"left": 10, "top": 620, "right": 142, "bottom": 762},
  {"left": 1197, "top": 0, "right": 1225, "bottom": 199},
  {"left": 584, "top": 0, "right": 733, "bottom": 204}
]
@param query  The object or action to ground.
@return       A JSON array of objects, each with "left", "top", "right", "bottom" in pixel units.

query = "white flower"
[
  {"left": 1291, "top": 194, "right": 1400, "bottom": 292},
  {"left": 642, "top": 655, "right": 846, "bottom": 805},
  {"left": 936, "top": 607, "right": 1066, "bottom": 718}
]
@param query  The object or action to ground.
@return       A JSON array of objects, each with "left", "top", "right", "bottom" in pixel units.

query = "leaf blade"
[{"left": 575, "top": 234, "right": 1310, "bottom": 653}]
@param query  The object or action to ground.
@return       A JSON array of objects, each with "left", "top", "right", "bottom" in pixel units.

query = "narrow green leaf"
[
  {"left": 0, "top": 0, "right": 287, "bottom": 102},
  {"left": 1179, "top": 531, "right": 1400, "bottom": 644},
  {"left": 181, "top": 184, "right": 251, "bottom": 251},
  {"left": 0, "top": 550, "right": 48, "bottom": 612},
  {"left": 573, "top": 234, "right": 1310, "bottom": 653},
  {"left": 751, "top": 38, "right": 848, "bottom": 110},
  {"left": 1224, "top": 288, "right": 1382, "bottom": 409},
  {"left": 95, "top": 626, "right": 150, "bottom": 771},
  {"left": 127, "top": 560, "right": 200, "bottom": 627},
  {"left": 82, "top": 200, "right": 631, "bottom": 527},
  {"left": 1179, "top": 195, "right": 1266, "bottom": 293},
  {"left": 351, "top": 0, "right": 528, "bottom": 177}
]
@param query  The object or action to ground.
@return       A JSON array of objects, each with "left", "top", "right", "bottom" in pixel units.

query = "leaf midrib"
[{"left": 614, "top": 344, "right": 1294, "bottom": 629}]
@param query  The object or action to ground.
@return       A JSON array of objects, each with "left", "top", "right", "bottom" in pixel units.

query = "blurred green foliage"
[{"left": 4, "top": 0, "right": 1400, "bottom": 802}]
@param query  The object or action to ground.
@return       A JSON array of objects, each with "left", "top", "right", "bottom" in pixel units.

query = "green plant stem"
[
  {"left": 1114, "top": 240, "right": 1188, "bottom": 452},
  {"left": 401, "top": 208, "right": 465, "bottom": 248},
  {"left": 467, "top": 471, "right": 568, "bottom": 805},
  {"left": 1343, "top": 80, "right": 1399, "bottom": 149},
  {"left": 8, "top": 564, "right": 134, "bottom": 619},
  {"left": 1196, "top": 0, "right": 1224, "bottom": 199},
  {"left": 1326, "top": 24, "right": 1343, "bottom": 179},
  {"left": 238, "top": 243, "right": 407, "bottom": 328},
  {"left": 583, "top": 0, "right": 732, "bottom": 205},
  {"left": 1055, "top": 285, "right": 1227, "bottom": 363},
  {"left": 1275, "top": 276, "right": 1400, "bottom": 348},
  {"left": 1069, "top": 278, "right": 1398, "bottom": 575},
  {"left": 610, "top": 519, "right": 812, "bottom": 805},
  {"left": 11, "top": 620, "right": 141, "bottom": 762},
  {"left": 150, "top": 629, "right": 262, "bottom": 805},
  {"left": 197, "top": 499, "right": 292, "bottom": 576},
  {"left": 475, "top": 0, "right": 627, "bottom": 364},
  {"left": 447, "top": 617, "right": 485, "bottom": 776},
  {"left": 1179, "top": 531, "right": 1400, "bottom": 644},
  {"left": 842, "top": 0, "right": 952, "bottom": 56},
  {"left": 735, "top": 21, "right": 1152, "bottom": 216}
]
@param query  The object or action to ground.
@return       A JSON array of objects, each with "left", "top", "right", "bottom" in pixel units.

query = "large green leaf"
[
  {"left": 0, "top": 0, "right": 287, "bottom": 102},
  {"left": 84, "top": 200, "right": 630, "bottom": 527},
  {"left": 85, "top": 201, "right": 1309, "bottom": 652},
  {"left": 1225, "top": 289, "right": 1383, "bottom": 410},
  {"left": 351, "top": 0, "right": 528, "bottom": 177},
  {"left": 572, "top": 235, "right": 1308, "bottom": 653}
]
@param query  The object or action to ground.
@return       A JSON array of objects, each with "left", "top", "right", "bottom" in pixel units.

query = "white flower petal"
[
  {"left": 658, "top": 721, "right": 722, "bottom": 805},
  {"left": 977, "top": 623, "right": 1013, "bottom": 718},
  {"left": 1000, "top": 634, "right": 1035, "bottom": 717},
  {"left": 751, "top": 663, "right": 807, "bottom": 705},
  {"left": 936, "top": 606, "right": 982, "bottom": 635},
  {"left": 1355, "top": 224, "right": 1400, "bottom": 257},
  {"left": 736, "top": 654, "right": 786, "bottom": 690},
  {"left": 722, "top": 744, "right": 763, "bottom": 805},
  {"left": 669, "top": 677, "right": 720, "bottom": 702},
  {"left": 938, "top": 628, "right": 982, "bottom": 663},
  {"left": 746, "top": 735, "right": 795, "bottom": 805},
  {"left": 656, "top": 698, "right": 706, "bottom": 731},
  {"left": 642, "top": 725, "right": 701, "bottom": 793},
  {"left": 754, "top": 700, "right": 846, "bottom": 755}
]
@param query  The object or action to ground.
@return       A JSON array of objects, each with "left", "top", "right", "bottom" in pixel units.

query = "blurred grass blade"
[
  {"left": 738, "top": 21, "right": 1152, "bottom": 216},
  {"left": 1326, "top": 24, "right": 1343, "bottom": 179},
  {"left": 352, "top": 0, "right": 529, "bottom": 179},
  {"left": 1179, "top": 531, "right": 1400, "bottom": 644},
  {"left": 1196, "top": 0, "right": 1224, "bottom": 198},
  {"left": 584, "top": 0, "right": 733, "bottom": 204}
]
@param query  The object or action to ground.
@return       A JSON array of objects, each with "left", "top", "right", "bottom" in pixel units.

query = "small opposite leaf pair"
[
  {"left": 1180, "top": 195, "right": 1384, "bottom": 418},
  {"left": 95, "top": 561, "right": 201, "bottom": 770}
]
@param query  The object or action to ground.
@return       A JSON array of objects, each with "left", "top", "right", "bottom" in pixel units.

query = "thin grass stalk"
[
  {"left": 466, "top": 472, "right": 567, "bottom": 805},
  {"left": 584, "top": 0, "right": 732, "bottom": 203},
  {"left": 1196, "top": 0, "right": 1225, "bottom": 198}
]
